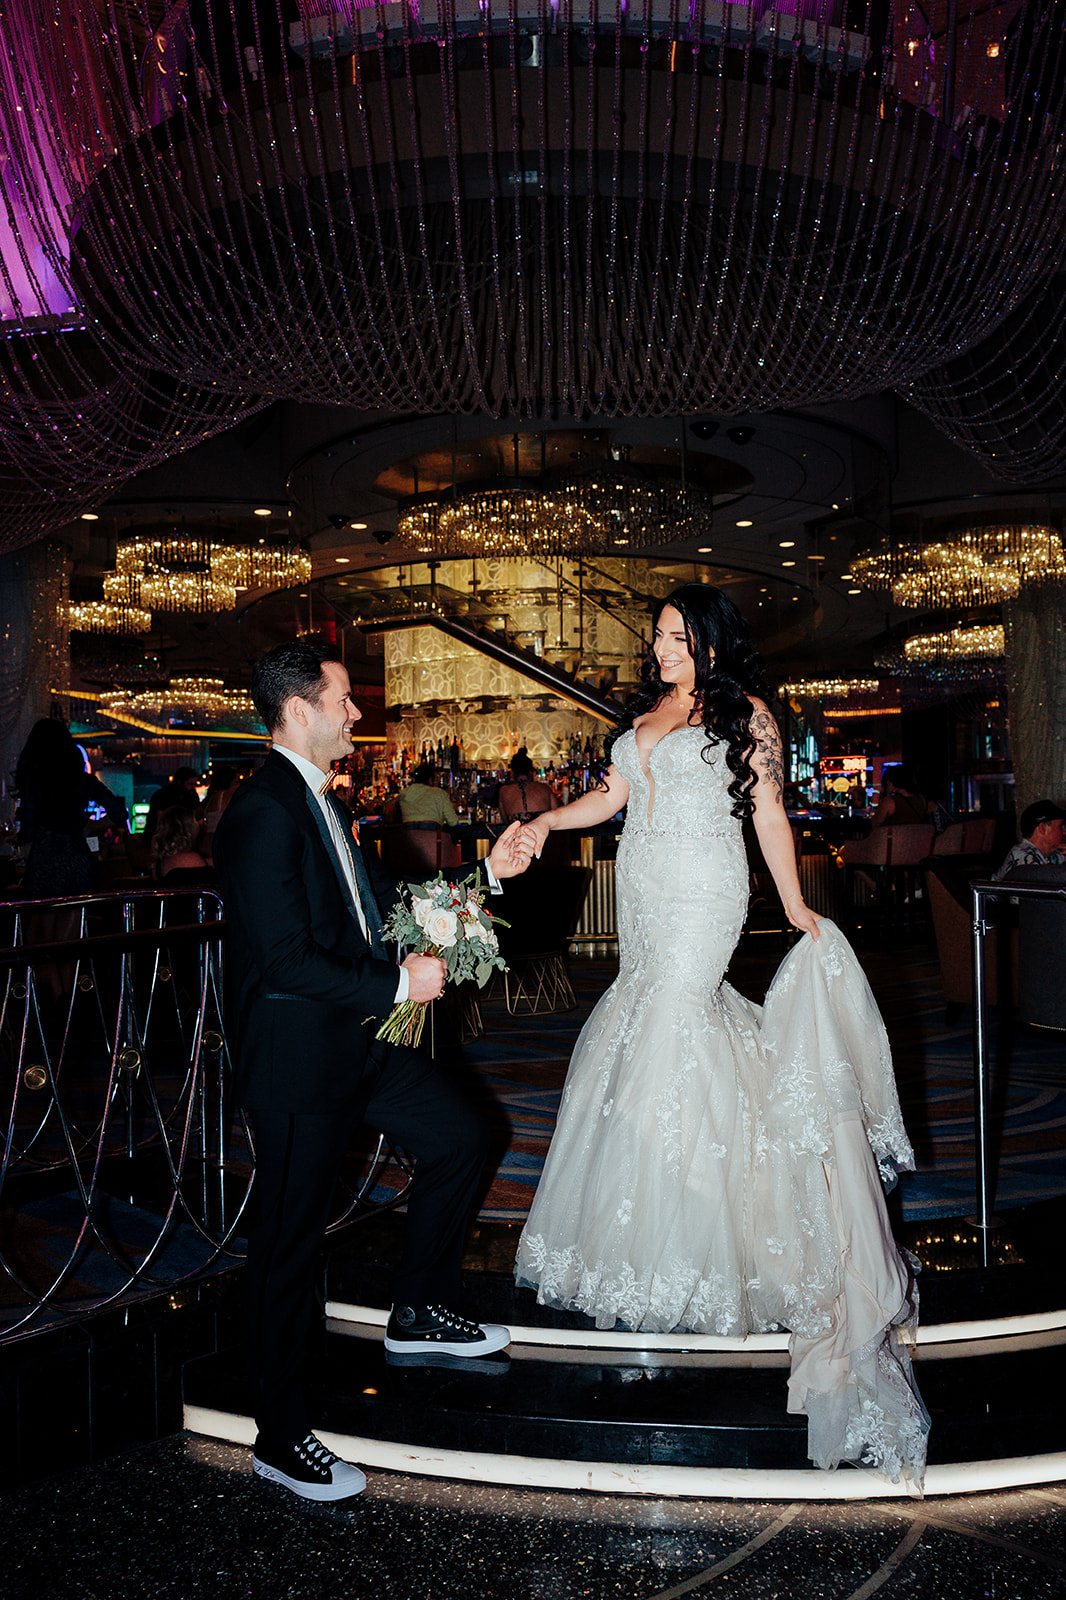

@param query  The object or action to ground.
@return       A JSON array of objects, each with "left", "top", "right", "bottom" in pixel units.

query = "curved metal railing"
[
  {"left": 970, "top": 876, "right": 1066, "bottom": 1267},
  {"left": 0, "top": 889, "right": 412, "bottom": 1344}
]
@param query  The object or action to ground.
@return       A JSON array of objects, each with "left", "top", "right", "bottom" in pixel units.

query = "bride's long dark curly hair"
[{"left": 603, "top": 584, "right": 773, "bottom": 819}]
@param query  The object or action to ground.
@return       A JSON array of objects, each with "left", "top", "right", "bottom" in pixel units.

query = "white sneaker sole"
[
  {"left": 253, "top": 1455, "right": 366, "bottom": 1501},
  {"left": 383, "top": 1321, "right": 511, "bottom": 1357}
]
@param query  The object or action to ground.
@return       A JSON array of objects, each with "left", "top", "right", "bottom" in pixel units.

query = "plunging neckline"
[{"left": 630, "top": 720, "right": 703, "bottom": 824}]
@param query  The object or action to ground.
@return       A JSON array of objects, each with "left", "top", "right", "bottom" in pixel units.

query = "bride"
[{"left": 513, "top": 585, "right": 929, "bottom": 1491}]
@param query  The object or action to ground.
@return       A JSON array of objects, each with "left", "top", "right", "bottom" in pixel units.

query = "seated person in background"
[
  {"left": 151, "top": 806, "right": 211, "bottom": 882},
  {"left": 144, "top": 766, "right": 201, "bottom": 843},
  {"left": 498, "top": 749, "right": 559, "bottom": 825},
  {"left": 992, "top": 799, "right": 1066, "bottom": 881},
  {"left": 398, "top": 764, "right": 459, "bottom": 828},
  {"left": 870, "top": 765, "right": 928, "bottom": 827}
]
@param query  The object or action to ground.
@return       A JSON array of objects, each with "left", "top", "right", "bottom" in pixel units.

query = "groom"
[{"left": 214, "top": 640, "right": 532, "bottom": 1502}]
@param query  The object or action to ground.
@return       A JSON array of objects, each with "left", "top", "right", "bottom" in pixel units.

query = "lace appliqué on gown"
[{"left": 514, "top": 725, "right": 929, "bottom": 1492}]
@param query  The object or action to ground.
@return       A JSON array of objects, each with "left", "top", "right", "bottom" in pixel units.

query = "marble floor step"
[{"left": 182, "top": 1319, "right": 1066, "bottom": 1473}]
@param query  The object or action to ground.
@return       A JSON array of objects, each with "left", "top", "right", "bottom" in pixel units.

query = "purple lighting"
[{"left": 0, "top": 16, "right": 80, "bottom": 324}]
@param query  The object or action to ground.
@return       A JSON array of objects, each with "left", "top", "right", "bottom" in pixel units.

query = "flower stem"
[{"left": 375, "top": 997, "right": 427, "bottom": 1049}]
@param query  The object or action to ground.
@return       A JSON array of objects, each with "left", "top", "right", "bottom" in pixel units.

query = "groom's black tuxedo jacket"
[{"left": 213, "top": 749, "right": 404, "bottom": 1114}]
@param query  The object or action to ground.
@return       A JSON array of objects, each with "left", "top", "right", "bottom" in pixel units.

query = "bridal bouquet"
[{"left": 376, "top": 871, "right": 509, "bottom": 1048}]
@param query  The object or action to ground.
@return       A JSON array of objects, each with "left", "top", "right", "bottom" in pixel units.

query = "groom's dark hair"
[{"left": 251, "top": 639, "right": 342, "bottom": 733}]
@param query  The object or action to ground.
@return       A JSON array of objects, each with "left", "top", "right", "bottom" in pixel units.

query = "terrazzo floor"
[{"left": 4, "top": 1434, "right": 1066, "bottom": 1600}]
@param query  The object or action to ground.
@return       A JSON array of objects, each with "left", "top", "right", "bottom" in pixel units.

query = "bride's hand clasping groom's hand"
[
  {"left": 516, "top": 814, "right": 553, "bottom": 860},
  {"left": 486, "top": 819, "right": 537, "bottom": 879}
]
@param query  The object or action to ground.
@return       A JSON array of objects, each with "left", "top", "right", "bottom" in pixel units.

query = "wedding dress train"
[{"left": 514, "top": 726, "right": 929, "bottom": 1491}]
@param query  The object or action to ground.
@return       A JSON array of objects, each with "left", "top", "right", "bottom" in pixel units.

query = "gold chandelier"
[
  {"left": 903, "top": 622, "right": 1005, "bottom": 663},
  {"left": 781, "top": 678, "right": 880, "bottom": 698},
  {"left": 851, "top": 525, "right": 1066, "bottom": 609},
  {"left": 398, "top": 462, "right": 714, "bottom": 559},
  {"left": 103, "top": 532, "right": 310, "bottom": 614},
  {"left": 102, "top": 677, "right": 263, "bottom": 733},
  {"left": 65, "top": 600, "right": 152, "bottom": 635}
]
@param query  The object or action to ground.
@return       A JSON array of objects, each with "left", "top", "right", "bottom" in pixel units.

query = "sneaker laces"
[
  {"left": 297, "top": 1435, "right": 338, "bottom": 1474},
  {"left": 426, "top": 1305, "right": 481, "bottom": 1336}
]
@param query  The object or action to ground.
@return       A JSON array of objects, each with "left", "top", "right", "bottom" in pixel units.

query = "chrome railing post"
[{"left": 970, "top": 881, "right": 992, "bottom": 1268}]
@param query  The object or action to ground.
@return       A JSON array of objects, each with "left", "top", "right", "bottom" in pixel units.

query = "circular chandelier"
[
  {"left": 65, "top": 600, "right": 151, "bottom": 636},
  {"left": 5, "top": 1, "right": 1066, "bottom": 549},
  {"left": 102, "top": 677, "right": 263, "bottom": 733},
  {"left": 781, "top": 678, "right": 880, "bottom": 699},
  {"left": 903, "top": 622, "right": 1005, "bottom": 664},
  {"left": 851, "top": 526, "right": 1066, "bottom": 609},
  {"left": 398, "top": 464, "right": 713, "bottom": 559},
  {"left": 103, "top": 532, "right": 310, "bottom": 614}
]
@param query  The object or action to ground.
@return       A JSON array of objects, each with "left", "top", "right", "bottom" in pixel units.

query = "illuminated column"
[{"left": 1005, "top": 587, "right": 1066, "bottom": 817}]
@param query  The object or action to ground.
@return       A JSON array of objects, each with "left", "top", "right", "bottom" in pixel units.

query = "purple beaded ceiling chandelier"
[{"left": 1, "top": 0, "right": 1065, "bottom": 549}]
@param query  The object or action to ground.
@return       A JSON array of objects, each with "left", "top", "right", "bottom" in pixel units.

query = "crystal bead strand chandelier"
[
  {"left": 103, "top": 532, "right": 310, "bottom": 615},
  {"left": 851, "top": 526, "right": 1066, "bottom": 609},
  {"left": 397, "top": 439, "right": 714, "bottom": 558}
]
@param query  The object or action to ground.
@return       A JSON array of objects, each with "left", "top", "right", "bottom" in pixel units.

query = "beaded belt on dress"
[{"left": 627, "top": 825, "right": 738, "bottom": 839}]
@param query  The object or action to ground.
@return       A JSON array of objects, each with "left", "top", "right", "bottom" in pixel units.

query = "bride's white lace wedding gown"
[{"left": 514, "top": 725, "right": 929, "bottom": 1490}]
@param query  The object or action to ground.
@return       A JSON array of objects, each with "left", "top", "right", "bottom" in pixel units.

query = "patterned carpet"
[{"left": 435, "top": 944, "right": 1066, "bottom": 1223}]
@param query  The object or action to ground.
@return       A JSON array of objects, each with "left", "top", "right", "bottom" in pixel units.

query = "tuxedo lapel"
[
  {"left": 322, "top": 792, "right": 388, "bottom": 959},
  {"left": 303, "top": 792, "right": 361, "bottom": 929}
]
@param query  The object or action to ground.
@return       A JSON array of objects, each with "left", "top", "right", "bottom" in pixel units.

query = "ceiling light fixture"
[
  {"left": 102, "top": 677, "right": 264, "bottom": 733},
  {"left": 904, "top": 622, "right": 1006, "bottom": 663},
  {"left": 851, "top": 525, "right": 1065, "bottom": 608},
  {"left": 65, "top": 600, "right": 152, "bottom": 635},
  {"left": 781, "top": 677, "right": 880, "bottom": 698},
  {"left": 104, "top": 532, "right": 310, "bottom": 613},
  {"left": 397, "top": 440, "right": 713, "bottom": 558}
]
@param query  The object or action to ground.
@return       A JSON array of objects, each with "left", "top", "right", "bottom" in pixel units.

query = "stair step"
[{"left": 182, "top": 1320, "right": 1066, "bottom": 1481}]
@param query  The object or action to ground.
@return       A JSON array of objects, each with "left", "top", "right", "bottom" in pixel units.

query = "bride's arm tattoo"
[{"left": 749, "top": 709, "right": 784, "bottom": 803}]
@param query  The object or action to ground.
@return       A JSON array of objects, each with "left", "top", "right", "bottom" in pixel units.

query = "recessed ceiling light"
[
  {"left": 697, "top": 546, "right": 713, "bottom": 553},
  {"left": 81, "top": 512, "right": 99, "bottom": 521},
  {"left": 847, "top": 587, "right": 861, "bottom": 595},
  {"left": 350, "top": 521, "right": 368, "bottom": 530},
  {"left": 253, "top": 507, "right": 272, "bottom": 517},
  {"left": 791, "top": 595, "right": 799, "bottom": 601},
  {"left": 782, "top": 560, "right": 796, "bottom": 567},
  {"left": 335, "top": 556, "right": 350, "bottom": 563},
  {"left": 779, "top": 540, "right": 795, "bottom": 547},
  {"left": 736, "top": 519, "right": 753, "bottom": 528},
  {"left": 808, "top": 554, "right": 825, "bottom": 561},
  {"left": 831, "top": 503, "right": 840, "bottom": 510}
]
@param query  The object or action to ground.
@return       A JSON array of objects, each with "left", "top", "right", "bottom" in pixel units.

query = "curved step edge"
[
  {"left": 184, "top": 1405, "right": 1066, "bottom": 1501},
  {"left": 324, "top": 1300, "right": 1066, "bottom": 1353}
]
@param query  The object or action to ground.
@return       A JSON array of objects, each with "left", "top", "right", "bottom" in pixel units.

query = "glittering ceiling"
[{"left": 1, "top": 0, "right": 1064, "bottom": 551}]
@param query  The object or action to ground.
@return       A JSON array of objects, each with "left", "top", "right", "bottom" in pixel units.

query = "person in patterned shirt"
[{"left": 992, "top": 799, "right": 1066, "bottom": 881}]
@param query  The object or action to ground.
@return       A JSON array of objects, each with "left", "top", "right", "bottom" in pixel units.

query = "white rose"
[
  {"left": 412, "top": 896, "right": 434, "bottom": 930},
  {"left": 480, "top": 923, "right": 498, "bottom": 952},
  {"left": 423, "top": 907, "right": 459, "bottom": 948}
]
